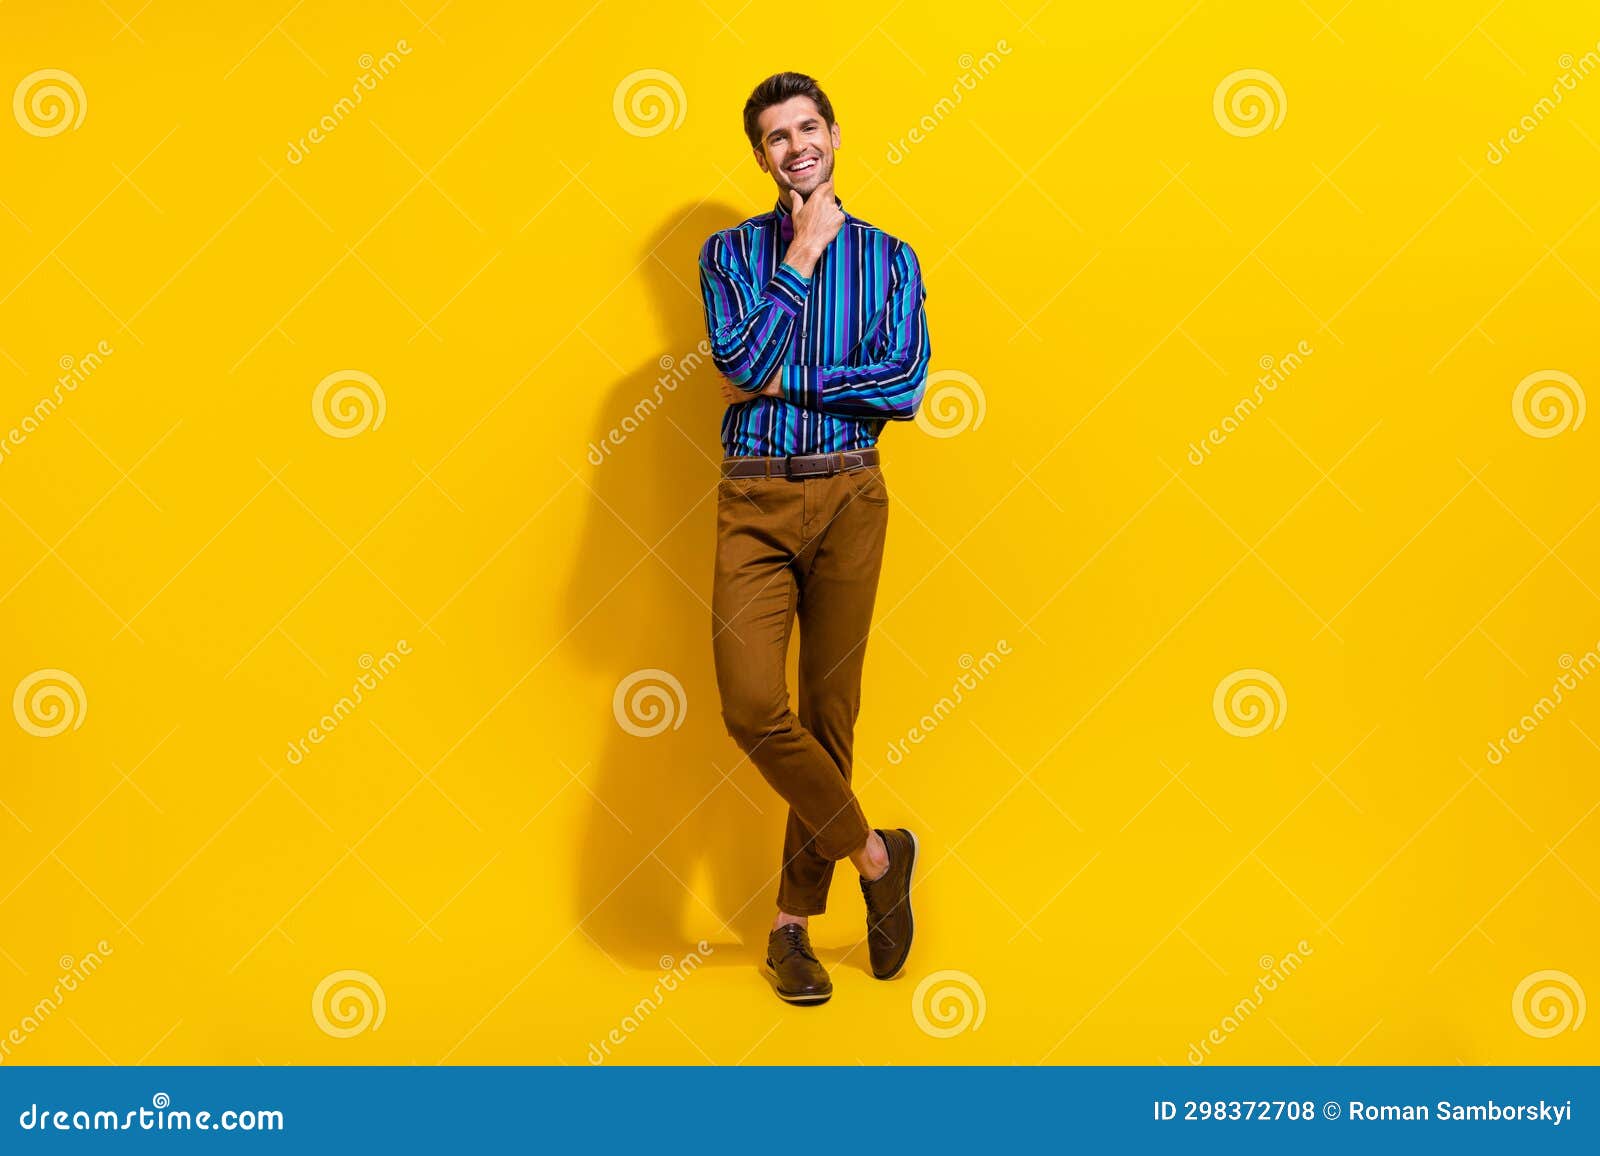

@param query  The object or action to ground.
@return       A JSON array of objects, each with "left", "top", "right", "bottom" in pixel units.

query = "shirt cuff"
[
  {"left": 764, "top": 264, "right": 812, "bottom": 316},
  {"left": 779, "top": 365, "right": 821, "bottom": 409}
]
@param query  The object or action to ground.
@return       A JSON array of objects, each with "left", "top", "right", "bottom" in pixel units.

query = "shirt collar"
[{"left": 774, "top": 193, "right": 845, "bottom": 217}]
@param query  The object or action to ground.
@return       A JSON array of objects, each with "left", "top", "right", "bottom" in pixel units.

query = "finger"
[
  {"left": 789, "top": 190, "right": 803, "bottom": 214},
  {"left": 815, "top": 179, "right": 834, "bottom": 201}
]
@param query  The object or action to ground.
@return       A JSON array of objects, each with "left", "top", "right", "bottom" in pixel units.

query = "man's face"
[{"left": 754, "top": 96, "right": 841, "bottom": 201}]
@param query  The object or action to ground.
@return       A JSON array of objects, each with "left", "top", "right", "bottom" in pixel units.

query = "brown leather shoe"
[
  {"left": 764, "top": 924, "right": 832, "bottom": 1004},
  {"left": 860, "top": 828, "right": 917, "bottom": 979}
]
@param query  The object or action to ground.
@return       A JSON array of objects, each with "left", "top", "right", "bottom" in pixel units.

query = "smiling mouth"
[{"left": 786, "top": 156, "right": 819, "bottom": 176}]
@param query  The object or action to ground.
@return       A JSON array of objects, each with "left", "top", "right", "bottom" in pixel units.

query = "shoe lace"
[
  {"left": 860, "top": 874, "right": 884, "bottom": 926},
  {"left": 776, "top": 923, "right": 816, "bottom": 962}
]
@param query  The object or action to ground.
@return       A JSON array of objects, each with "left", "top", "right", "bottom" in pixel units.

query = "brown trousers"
[{"left": 711, "top": 462, "right": 889, "bottom": 915}]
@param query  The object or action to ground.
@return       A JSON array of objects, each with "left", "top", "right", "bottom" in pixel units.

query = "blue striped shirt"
[{"left": 698, "top": 198, "right": 931, "bottom": 457}]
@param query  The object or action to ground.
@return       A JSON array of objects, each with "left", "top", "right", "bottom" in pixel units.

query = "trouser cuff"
[{"left": 775, "top": 891, "right": 829, "bottom": 917}]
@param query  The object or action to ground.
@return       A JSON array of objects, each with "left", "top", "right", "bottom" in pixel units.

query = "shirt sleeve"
[
  {"left": 778, "top": 241, "right": 931, "bottom": 420},
  {"left": 698, "top": 231, "right": 812, "bottom": 391}
]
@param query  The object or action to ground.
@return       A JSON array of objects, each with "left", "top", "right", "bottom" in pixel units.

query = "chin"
[{"left": 777, "top": 163, "right": 830, "bottom": 198}]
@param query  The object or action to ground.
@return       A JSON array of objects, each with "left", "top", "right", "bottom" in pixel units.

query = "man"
[{"left": 698, "top": 72, "right": 931, "bottom": 1005}]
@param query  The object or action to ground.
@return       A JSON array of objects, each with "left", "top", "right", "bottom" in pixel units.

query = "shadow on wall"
[{"left": 566, "top": 201, "right": 783, "bottom": 971}]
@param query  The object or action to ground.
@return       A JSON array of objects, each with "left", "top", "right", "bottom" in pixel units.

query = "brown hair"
[{"left": 742, "top": 72, "right": 836, "bottom": 149}]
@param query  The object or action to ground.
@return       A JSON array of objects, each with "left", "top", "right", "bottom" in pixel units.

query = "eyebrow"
[{"left": 767, "top": 119, "right": 819, "bottom": 142}]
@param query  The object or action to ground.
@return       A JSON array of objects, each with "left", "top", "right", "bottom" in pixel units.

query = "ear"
[
  {"left": 830, "top": 122, "right": 842, "bottom": 151},
  {"left": 753, "top": 145, "right": 770, "bottom": 174}
]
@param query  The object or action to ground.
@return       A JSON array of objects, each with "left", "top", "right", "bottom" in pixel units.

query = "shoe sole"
[
  {"left": 875, "top": 828, "right": 917, "bottom": 981},
  {"left": 762, "top": 961, "right": 832, "bottom": 1005}
]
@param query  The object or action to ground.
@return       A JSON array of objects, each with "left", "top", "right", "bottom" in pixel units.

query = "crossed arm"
[{"left": 697, "top": 233, "right": 931, "bottom": 421}]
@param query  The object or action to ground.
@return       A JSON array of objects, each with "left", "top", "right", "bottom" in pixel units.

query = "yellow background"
[{"left": 1, "top": 0, "right": 1597, "bottom": 1065}]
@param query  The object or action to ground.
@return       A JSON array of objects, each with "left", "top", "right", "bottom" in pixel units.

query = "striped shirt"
[{"left": 698, "top": 198, "right": 931, "bottom": 457}]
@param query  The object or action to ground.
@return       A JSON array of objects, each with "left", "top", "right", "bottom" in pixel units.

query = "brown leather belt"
[{"left": 721, "top": 448, "right": 879, "bottom": 479}]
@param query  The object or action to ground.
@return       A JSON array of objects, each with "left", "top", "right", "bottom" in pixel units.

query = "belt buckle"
[{"left": 784, "top": 454, "right": 826, "bottom": 480}]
